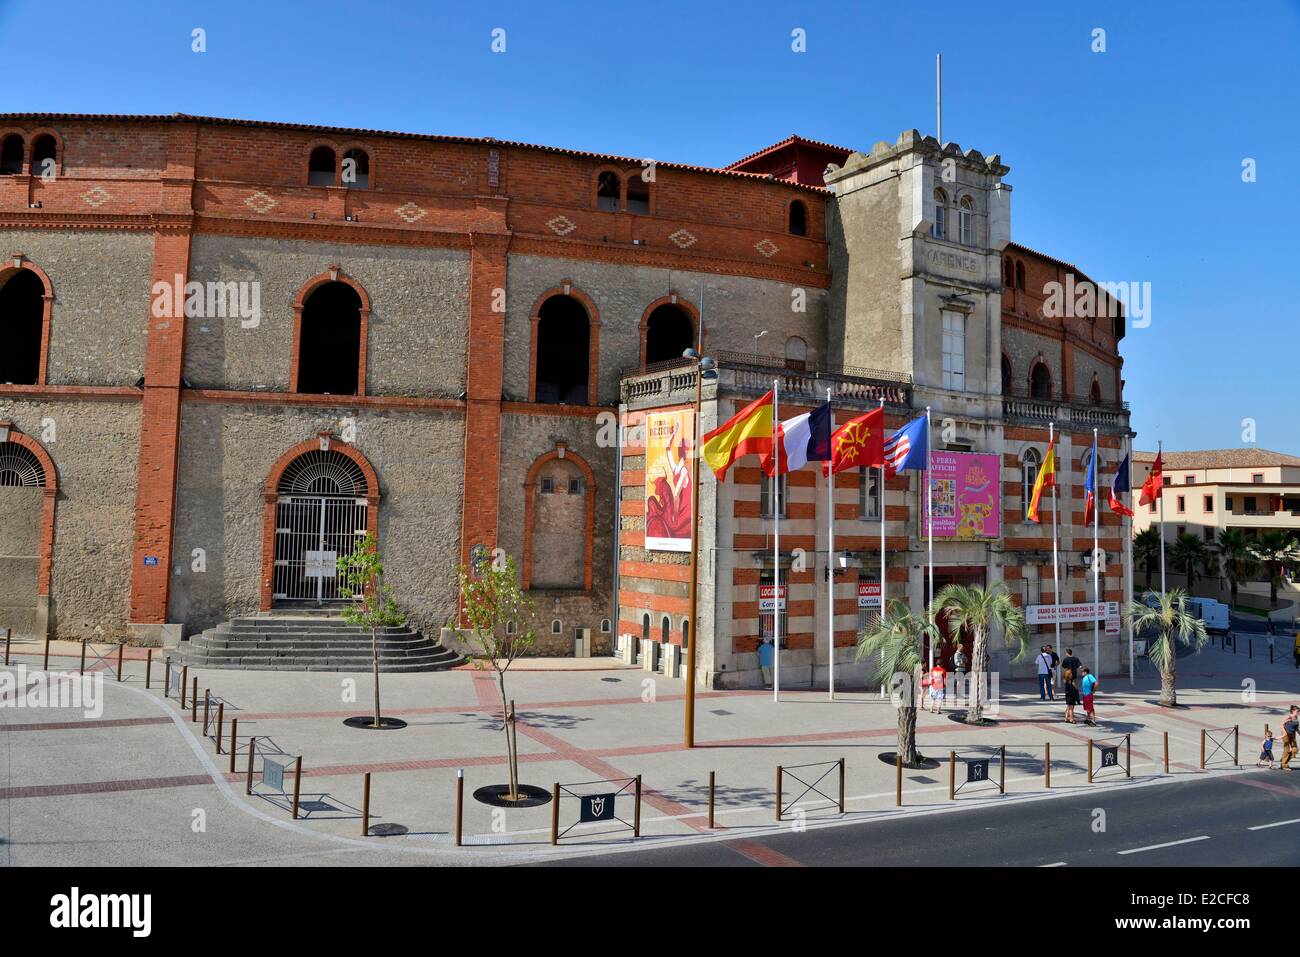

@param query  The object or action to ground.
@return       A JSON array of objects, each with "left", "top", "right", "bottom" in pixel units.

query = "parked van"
[{"left": 1187, "top": 597, "right": 1230, "bottom": 634}]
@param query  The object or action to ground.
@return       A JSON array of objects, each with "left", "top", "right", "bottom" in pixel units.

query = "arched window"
[
  {"left": 661, "top": 615, "right": 670, "bottom": 645},
  {"left": 681, "top": 617, "right": 690, "bottom": 651},
  {"left": 1090, "top": 378, "right": 1102, "bottom": 404},
  {"left": 784, "top": 336, "right": 807, "bottom": 371},
  {"left": 1001, "top": 354, "right": 1013, "bottom": 396},
  {"left": 1021, "top": 448, "right": 1041, "bottom": 521},
  {"left": 524, "top": 447, "right": 594, "bottom": 590},
  {"left": 30, "top": 135, "right": 56, "bottom": 178},
  {"left": 0, "top": 442, "right": 45, "bottom": 487},
  {"left": 626, "top": 174, "right": 649, "bottom": 215},
  {"left": 959, "top": 195, "right": 974, "bottom": 245},
  {"left": 1003, "top": 256, "right": 1014, "bottom": 288},
  {"left": 643, "top": 303, "right": 694, "bottom": 365},
  {"left": 308, "top": 146, "right": 337, "bottom": 186},
  {"left": 1030, "top": 361, "right": 1051, "bottom": 400},
  {"left": 1015, "top": 260, "right": 1026, "bottom": 291},
  {"left": 0, "top": 135, "right": 23, "bottom": 175},
  {"left": 0, "top": 269, "right": 45, "bottom": 385},
  {"left": 1081, "top": 447, "right": 1096, "bottom": 478},
  {"left": 788, "top": 200, "right": 808, "bottom": 236},
  {"left": 296, "top": 281, "right": 362, "bottom": 395},
  {"left": 534, "top": 294, "right": 590, "bottom": 404},
  {"left": 596, "top": 171, "right": 621, "bottom": 211},
  {"left": 931, "top": 188, "right": 947, "bottom": 240},
  {"left": 342, "top": 148, "right": 369, "bottom": 189},
  {"left": 641, "top": 613, "right": 650, "bottom": 641}
]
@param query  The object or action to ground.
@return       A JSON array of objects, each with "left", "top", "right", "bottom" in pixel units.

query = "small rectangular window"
[
  {"left": 941, "top": 311, "right": 965, "bottom": 391},
  {"left": 569, "top": 477, "right": 584, "bottom": 495},
  {"left": 760, "top": 473, "right": 788, "bottom": 519},
  {"left": 1203, "top": 527, "right": 1214, "bottom": 542},
  {"left": 1184, "top": 475, "right": 1195, "bottom": 485},
  {"left": 1245, "top": 496, "right": 1257, "bottom": 512},
  {"left": 1176, "top": 495, "right": 1185, "bottom": 513},
  {"left": 1252, "top": 473, "right": 1264, "bottom": 484},
  {"left": 1204, "top": 495, "right": 1213, "bottom": 512},
  {"left": 858, "top": 467, "right": 881, "bottom": 520},
  {"left": 540, "top": 477, "right": 554, "bottom": 494}
]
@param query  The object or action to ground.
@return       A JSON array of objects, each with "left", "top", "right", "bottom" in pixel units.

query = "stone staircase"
[{"left": 179, "top": 611, "right": 464, "bottom": 672}]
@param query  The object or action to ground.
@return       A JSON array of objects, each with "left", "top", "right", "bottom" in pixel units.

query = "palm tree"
[
  {"left": 1133, "top": 527, "right": 1163, "bottom": 589},
  {"left": 856, "top": 599, "right": 938, "bottom": 767},
  {"left": 1215, "top": 528, "right": 1257, "bottom": 604},
  {"left": 1169, "top": 532, "right": 1214, "bottom": 594},
  {"left": 929, "top": 582, "right": 1029, "bottom": 725},
  {"left": 1250, "top": 530, "right": 1299, "bottom": 607},
  {"left": 1124, "top": 588, "right": 1207, "bottom": 707}
]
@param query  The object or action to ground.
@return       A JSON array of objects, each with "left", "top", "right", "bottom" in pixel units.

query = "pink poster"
[{"left": 920, "top": 451, "right": 1001, "bottom": 540}]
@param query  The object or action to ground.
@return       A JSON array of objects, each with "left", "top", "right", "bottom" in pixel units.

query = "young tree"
[
  {"left": 1215, "top": 527, "right": 1257, "bottom": 604},
  {"left": 1133, "top": 527, "right": 1163, "bottom": 590},
  {"left": 1169, "top": 532, "right": 1214, "bottom": 594},
  {"left": 1250, "top": 530, "right": 1299, "bottom": 607},
  {"left": 930, "top": 583, "right": 1028, "bottom": 725},
  {"left": 1124, "top": 588, "right": 1207, "bottom": 707},
  {"left": 337, "top": 533, "right": 405, "bottom": 730},
  {"left": 454, "top": 555, "right": 536, "bottom": 802},
  {"left": 855, "top": 599, "right": 938, "bottom": 767}
]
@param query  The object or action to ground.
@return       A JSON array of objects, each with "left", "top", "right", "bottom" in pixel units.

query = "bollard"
[
  {"left": 145, "top": 649, "right": 153, "bottom": 689},
  {"left": 634, "top": 774, "right": 642, "bottom": 837},
  {"left": 838, "top": 757, "right": 846, "bottom": 814},
  {"left": 550, "top": 783, "right": 560, "bottom": 845},
  {"left": 292, "top": 756, "right": 303, "bottom": 820},
  {"left": 229, "top": 718, "right": 239, "bottom": 773},
  {"left": 1270, "top": 643, "right": 1274, "bottom": 665},
  {"left": 117, "top": 642, "right": 124, "bottom": 682},
  {"left": 163, "top": 656, "right": 171, "bottom": 696},
  {"left": 79, "top": 640, "right": 86, "bottom": 676},
  {"left": 191, "top": 677, "right": 199, "bottom": 723},
  {"left": 42, "top": 635, "right": 49, "bottom": 670},
  {"left": 215, "top": 702, "right": 224, "bottom": 754},
  {"left": 948, "top": 751, "right": 956, "bottom": 801},
  {"left": 202, "top": 690, "right": 211, "bottom": 734},
  {"left": 999, "top": 745, "right": 1006, "bottom": 794},
  {"left": 895, "top": 754, "right": 903, "bottom": 807},
  {"left": 3, "top": 627, "right": 10, "bottom": 666},
  {"left": 1249, "top": 639, "right": 1253, "bottom": 660},
  {"left": 1164, "top": 731, "right": 1169, "bottom": 774},
  {"left": 1044, "top": 742, "right": 1051, "bottom": 789},
  {"left": 455, "top": 770, "right": 464, "bottom": 847},
  {"left": 1234, "top": 725, "right": 1239, "bottom": 766},
  {"left": 1088, "top": 740, "right": 1094, "bottom": 784},
  {"left": 1200, "top": 728, "right": 1206, "bottom": 769},
  {"left": 361, "top": 772, "right": 370, "bottom": 835},
  {"left": 1126, "top": 734, "right": 1132, "bottom": 778},
  {"left": 180, "top": 665, "right": 188, "bottom": 709},
  {"left": 708, "top": 771, "right": 716, "bottom": 829},
  {"left": 775, "top": 766, "right": 783, "bottom": 821},
  {"left": 245, "top": 737, "right": 256, "bottom": 795}
]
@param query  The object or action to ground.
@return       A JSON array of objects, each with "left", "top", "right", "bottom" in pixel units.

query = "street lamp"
[{"left": 683, "top": 347, "right": 716, "bottom": 748}]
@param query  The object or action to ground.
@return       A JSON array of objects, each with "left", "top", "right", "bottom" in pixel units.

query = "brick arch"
[
  {"left": 336, "top": 142, "right": 376, "bottom": 190},
  {"left": 0, "top": 422, "right": 57, "bottom": 600},
  {"left": 27, "top": 128, "right": 64, "bottom": 177},
  {"left": 289, "top": 266, "right": 372, "bottom": 396},
  {"left": 591, "top": 165, "right": 625, "bottom": 210},
  {"left": 304, "top": 139, "right": 341, "bottom": 186},
  {"left": 638, "top": 292, "right": 701, "bottom": 367},
  {"left": 528, "top": 281, "right": 601, "bottom": 405},
  {"left": 1000, "top": 350, "right": 1013, "bottom": 395},
  {"left": 1027, "top": 355, "right": 1052, "bottom": 399},
  {"left": 522, "top": 442, "right": 595, "bottom": 591},
  {"left": 259, "top": 432, "right": 381, "bottom": 611},
  {"left": 0, "top": 253, "right": 54, "bottom": 384}
]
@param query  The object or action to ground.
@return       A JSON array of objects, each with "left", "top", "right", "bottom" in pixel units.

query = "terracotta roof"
[
  {"left": 0, "top": 112, "right": 830, "bottom": 193},
  {"left": 724, "top": 135, "right": 855, "bottom": 171},
  {"left": 1133, "top": 448, "right": 1300, "bottom": 469}
]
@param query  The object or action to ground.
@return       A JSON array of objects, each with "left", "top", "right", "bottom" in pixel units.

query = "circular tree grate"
[
  {"left": 343, "top": 716, "right": 408, "bottom": 730},
  {"left": 472, "top": 783, "right": 552, "bottom": 808}
]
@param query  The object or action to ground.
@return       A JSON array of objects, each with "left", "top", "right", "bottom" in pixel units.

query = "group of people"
[
  {"left": 1259, "top": 705, "right": 1299, "bottom": 770},
  {"left": 1035, "top": 644, "right": 1097, "bottom": 726}
]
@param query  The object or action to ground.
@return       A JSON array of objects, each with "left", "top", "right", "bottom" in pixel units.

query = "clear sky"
[{"left": 3, "top": 0, "right": 1297, "bottom": 454}]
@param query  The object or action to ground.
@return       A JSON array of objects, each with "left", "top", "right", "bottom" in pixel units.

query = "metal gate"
[{"left": 272, "top": 495, "right": 368, "bottom": 603}]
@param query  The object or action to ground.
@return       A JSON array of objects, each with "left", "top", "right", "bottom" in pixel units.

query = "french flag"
[
  {"left": 1109, "top": 453, "right": 1134, "bottom": 517},
  {"left": 762, "top": 402, "right": 833, "bottom": 475}
]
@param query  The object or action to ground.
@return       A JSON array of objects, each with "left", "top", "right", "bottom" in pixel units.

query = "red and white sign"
[
  {"left": 1026, "top": 601, "right": 1120, "bottom": 626},
  {"left": 857, "top": 581, "right": 882, "bottom": 609},
  {"left": 759, "top": 584, "right": 788, "bottom": 613}
]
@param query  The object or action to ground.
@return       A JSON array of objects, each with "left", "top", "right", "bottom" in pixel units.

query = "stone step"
[
  {"left": 188, "top": 643, "right": 455, "bottom": 660},
  {"left": 179, "top": 656, "right": 462, "bottom": 673}
]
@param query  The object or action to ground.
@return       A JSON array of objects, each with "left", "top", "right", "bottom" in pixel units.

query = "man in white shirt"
[{"left": 1035, "top": 645, "right": 1055, "bottom": 701}]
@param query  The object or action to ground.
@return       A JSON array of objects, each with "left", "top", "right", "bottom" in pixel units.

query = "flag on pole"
[
  {"left": 700, "top": 390, "right": 774, "bottom": 480},
  {"left": 1109, "top": 453, "right": 1134, "bottom": 517},
  {"left": 882, "top": 415, "right": 928, "bottom": 477},
  {"left": 1026, "top": 435, "right": 1057, "bottom": 523},
  {"left": 1138, "top": 451, "right": 1164, "bottom": 506},
  {"left": 1083, "top": 434, "right": 1099, "bottom": 527},
  {"left": 822, "top": 406, "right": 885, "bottom": 475},
  {"left": 763, "top": 402, "right": 832, "bottom": 475}
]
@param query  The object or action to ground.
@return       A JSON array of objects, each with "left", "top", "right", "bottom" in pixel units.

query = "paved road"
[{"left": 540, "top": 769, "right": 1300, "bottom": 867}]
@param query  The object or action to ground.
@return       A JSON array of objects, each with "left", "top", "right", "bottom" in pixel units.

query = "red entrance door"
[{"left": 924, "top": 566, "right": 985, "bottom": 668}]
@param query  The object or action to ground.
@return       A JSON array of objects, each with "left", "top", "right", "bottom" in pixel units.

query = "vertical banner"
[
  {"left": 920, "top": 451, "right": 1001, "bottom": 540},
  {"left": 644, "top": 409, "right": 694, "bottom": 552}
]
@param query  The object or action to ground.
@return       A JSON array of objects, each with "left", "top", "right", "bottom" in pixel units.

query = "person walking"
[
  {"left": 1079, "top": 666, "right": 1098, "bottom": 726},
  {"left": 926, "top": 661, "right": 947, "bottom": 714},
  {"left": 1061, "top": 647, "right": 1082, "bottom": 685},
  {"left": 1035, "top": 646, "right": 1055, "bottom": 701},
  {"left": 1281, "top": 706, "right": 1299, "bottom": 771},
  {"left": 1063, "top": 670, "right": 1081, "bottom": 724},
  {"left": 1258, "top": 725, "right": 1276, "bottom": 769}
]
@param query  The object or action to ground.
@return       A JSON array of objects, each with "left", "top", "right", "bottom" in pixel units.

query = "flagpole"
[
  {"left": 1125, "top": 436, "right": 1135, "bottom": 686},
  {"left": 773, "top": 377, "right": 781, "bottom": 704},
  {"left": 1092, "top": 429, "right": 1100, "bottom": 674},
  {"left": 925, "top": 406, "right": 934, "bottom": 670},
  {"left": 878, "top": 398, "right": 886, "bottom": 677},
  {"left": 1157, "top": 440, "right": 1166, "bottom": 596},
  {"left": 1050, "top": 422, "right": 1061, "bottom": 655},
  {"left": 826, "top": 387, "right": 835, "bottom": 701}
]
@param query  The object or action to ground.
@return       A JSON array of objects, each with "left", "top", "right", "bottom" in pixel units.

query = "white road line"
[
  {"left": 1117, "top": 835, "right": 1210, "bottom": 856},
  {"left": 1247, "top": 818, "right": 1300, "bottom": 831},
  {"left": 1039, "top": 861, "right": 1069, "bottom": 867}
]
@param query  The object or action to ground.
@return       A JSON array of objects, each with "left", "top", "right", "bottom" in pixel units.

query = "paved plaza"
[{"left": 2, "top": 634, "right": 1297, "bottom": 867}]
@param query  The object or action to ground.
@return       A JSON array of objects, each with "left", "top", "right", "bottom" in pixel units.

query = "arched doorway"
[
  {"left": 643, "top": 302, "right": 694, "bottom": 365},
  {"left": 0, "top": 268, "right": 46, "bottom": 385},
  {"left": 0, "top": 429, "right": 57, "bottom": 638},
  {"left": 295, "top": 280, "right": 363, "bottom": 396},
  {"left": 533, "top": 294, "right": 590, "bottom": 404},
  {"left": 269, "top": 446, "right": 374, "bottom": 605}
]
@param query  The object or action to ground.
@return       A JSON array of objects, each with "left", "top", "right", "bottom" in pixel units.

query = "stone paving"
[{"left": 1, "top": 634, "right": 1297, "bottom": 866}]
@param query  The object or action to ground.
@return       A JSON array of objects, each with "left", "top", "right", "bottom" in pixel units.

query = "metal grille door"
[{"left": 272, "top": 496, "right": 368, "bottom": 602}]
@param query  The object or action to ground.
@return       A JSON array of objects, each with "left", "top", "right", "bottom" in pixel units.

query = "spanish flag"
[
  {"left": 1026, "top": 436, "right": 1056, "bottom": 523},
  {"left": 701, "top": 390, "right": 774, "bottom": 480}
]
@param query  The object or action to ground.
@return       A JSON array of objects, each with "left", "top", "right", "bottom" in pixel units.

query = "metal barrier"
[
  {"left": 1088, "top": 735, "right": 1131, "bottom": 782},
  {"left": 79, "top": 640, "right": 124, "bottom": 679},
  {"left": 949, "top": 746, "right": 1006, "bottom": 799},
  {"left": 776, "top": 759, "right": 846, "bottom": 820},
  {"left": 550, "top": 775, "right": 641, "bottom": 844},
  {"left": 1201, "top": 726, "right": 1239, "bottom": 769}
]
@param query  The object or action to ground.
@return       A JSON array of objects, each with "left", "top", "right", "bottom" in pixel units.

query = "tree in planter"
[
  {"left": 929, "top": 583, "right": 1028, "bottom": 725},
  {"left": 454, "top": 555, "right": 536, "bottom": 802},
  {"left": 1133, "top": 527, "right": 1163, "bottom": 590},
  {"left": 1124, "top": 588, "right": 1207, "bottom": 707},
  {"left": 337, "top": 533, "right": 405, "bottom": 730},
  {"left": 1216, "top": 528, "right": 1258, "bottom": 605},
  {"left": 1169, "top": 532, "right": 1215, "bottom": 594},
  {"left": 855, "top": 599, "right": 939, "bottom": 767},
  {"left": 1250, "top": 530, "right": 1299, "bottom": 608}
]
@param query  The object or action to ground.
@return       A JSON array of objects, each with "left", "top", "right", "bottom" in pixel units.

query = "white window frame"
[
  {"left": 941, "top": 310, "right": 965, "bottom": 390},
  {"left": 858, "top": 466, "right": 881, "bottom": 520},
  {"left": 959, "top": 196, "right": 974, "bottom": 245},
  {"left": 760, "top": 473, "right": 788, "bottom": 519},
  {"left": 1021, "top": 448, "right": 1041, "bottom": 524}
]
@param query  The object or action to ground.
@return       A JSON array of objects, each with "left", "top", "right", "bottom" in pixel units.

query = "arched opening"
[
  {"left": 0, "top": 135, "right": 23, "bottom": 175},
  {"left": 644, "top": 303, "right": 694, "bottom": 365},
  {"left": 1015, "top": 260, "right": 1026, "bottom": 291},
  {"left": 30, "top": 135, "right": 56, "bottom": 178},
  {"left": 1003, "top": 256, "right": 1014, "bottom": 288},
  {"left": 0, "top": 270, "right": 45, "bottom": 384},
  {"left": 626, "top": 174, "right": 649, "bottom": 215},
  {"left": 1021, "top": 448, "right": 1041, "bottom": 521},
  {"left": 931, "top": 188, "right": 947, "bottom": 239},
  {"left": 308, "top": 146, "right": 337, "bottom": 186},
  {"left": 524, "top": 452, "right": 591, "bottom": 590},
  {"left": 534, "top": 295, "right": 590, "bottom": 404},
  {"left": 596, "top": 171, "right": 621, "bottom": 211},
  {"left": 681, "top": 617, "right": 690, "bottom": 652},
  {"left": 1030, "top": 362, "right": 1051, "bottom": 399},
  {"left": 784, "top": 335, "right": 807, "bottom": 371},
  {"left": 342, "top": 148, "right": 370, "bottom": 189},
  {"left": 958, "top": 195, "right": 975, "bottom": 245},
  {"left": 297, "top": 281, "right": 362, "bottom": 395},
  {"left": 0, "top": 439, "right": 49, "bottom": 637},
  {"left": 271, "top": 448, "right": 371, "bottom": 605},
  {"left": 1001, "top": 354, "right": 1013, "bottom": 396},
  {"left": 1090, "top": 378, "right": 1103, "bottom": 404},
  {"left": 661, "top": 615, "right": 670, "bottom": 645},
  {"left": 789, "top": 200, "right": 808, "bottom": 236}
]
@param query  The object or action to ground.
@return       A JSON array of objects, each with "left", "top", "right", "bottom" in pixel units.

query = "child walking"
[{"left": 1258, "top": 726, "right": 1276, "bottom": 769}]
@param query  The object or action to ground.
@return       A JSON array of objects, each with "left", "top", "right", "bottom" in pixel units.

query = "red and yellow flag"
[
  {"left": 1026, "top": 437, "right": 1056, "bottom": 523},
  {"left": 700, "top": 390, "right": 774, "bottom": 480},
  {"left": 822, "top": 407, "right": 884, "bottom": 476}
]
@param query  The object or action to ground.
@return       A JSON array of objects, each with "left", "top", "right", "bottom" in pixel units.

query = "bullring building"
[{"left": 0, "top": 115, "right": 1133, "bottom": 686}]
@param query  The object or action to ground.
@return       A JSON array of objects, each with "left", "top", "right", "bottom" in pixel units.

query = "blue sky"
[{"left": 4, "top": 0, "right": 1297, "bottom": 454}]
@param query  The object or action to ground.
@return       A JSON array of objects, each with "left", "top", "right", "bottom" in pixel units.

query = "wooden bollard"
[
  {"left": 948, "top": 751, "right": 956, "bottom": 800},
  {"left": 895, "top": 754, "right": 903, "bottom": 806},
  {"left": 1088, "top": 740, "right": 1094, "bottom": 783},
  {"left": 1044, "top": 742, "right": 1051, "bottom": 788},
  {"left": 838, "top": 757, "right": 846, "bottom": 813},
  {"left": 1200, "top": 729, "right": 1206, "bottom": 769},
  {"left": 634, "top": 774, "right": 642, "bottom": 837},
  {"left": 775, "top": 766, "right": 783, "bottom": 821},
  {"left": 4, "top": 627, "right": 10, "bottom": 666},
  {"left": 190, "top": 677, "right": 198, "bottom": 722},
  {"left": 180, "top": 665, "right": 188, "bottom": 709},
  {"left": 145, "top": 649, "right": 153, "bottom": 689},
  {"left": 455, "top": 770, "right": 464, "bottom": 847},
  {"left": 292, "top": 756, "right": 303, "bottom": 820},
  {"left": 1163, "top": 731, "right": 1169, "bottom": 774},
  {"left": 79, "top": 640, "right": 86, "bottom": 675},
  {"left": 229, "top": 718, "right": 239, "bottom": 773},
  {"left": 215, "top": 703, "right": 225, "bottom": 754},
  {"left": 708, "top": 771, "right": 716, "bottom": 828},
  {"left": 116, "top": 642, "right": 124, "bottom": 682},
  {"left": 245, "top": 737, "right": 257, "bottom": 795},
  {"left": 999, "top": 745, "right": 1006, "bottom": 794},
  {"left": 42, "top": 635, "right": 49, "bottom": 670},
  {"left": 1126, "top": 734, "right": 1132, "bottom": 778},
  {"left": 361, "top": 771, "right": 370, "bottom": 834},
  {"left": 550, "top": 783, "right": 560, "bottom": 845},
  {"left": 1249, "top": 639, "right": 1253, "bottom": 660},
  {"left": 202, "top": 690, "right": 211, "bottom": 734}
]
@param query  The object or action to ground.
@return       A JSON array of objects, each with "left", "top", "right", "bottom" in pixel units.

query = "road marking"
[
  {"left": 1247, "top": 818, "right": 1300, "bottom": 831},
  {"left": 1116, "top": 835, "right": 1210, "bottom": 856},
  {"left": 1040, "top": 861, "right": 1069, "bottom": 867}
]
